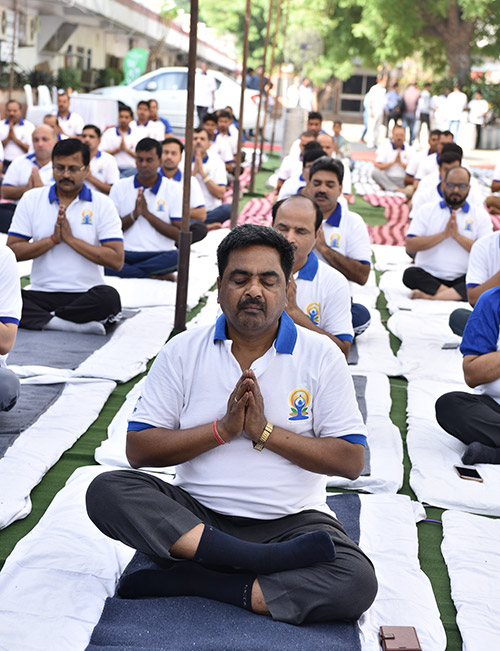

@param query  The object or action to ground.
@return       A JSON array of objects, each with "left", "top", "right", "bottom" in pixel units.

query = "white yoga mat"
[
  {"left": 327, "top": 372, "right": 403, "bottom": 493},
  {"left": 379, "top": 269, "right": 465, "bottom": 316},
  {"left": 407, "top": 379, "right": 500, "bottom": 515},
  {"left": 372, "top": 244, "right": 413, "bottom": 273},
  {"left": 387, "top": 311, "right": 463, "bottom": 382},
  {"left": 0, "top": 377, "right": 116, "bottom": 529},
  {"left": 441, "top": 510, "right": 500, "bottom": 651},
  {"left": 0, "top": 466, "right": 445, "bottom": 651}
]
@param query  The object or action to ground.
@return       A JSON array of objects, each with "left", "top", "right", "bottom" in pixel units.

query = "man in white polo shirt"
[
  {"left": 201, "top": 113, "right": 234, "bottom": 173},
  {"left": 81, "top": 124, "right": 119, "bottom": 195},
  {"left": 86, "top": 224, "right": 377, "bottom": 625},
  {"left": 101, "top": 105, "right": 138, "bottom": 178},
  {"left": 0, "top": 124, "right": 57, "bottom": 232},
  {"left": 109, "top": 137, "right": 183, "bottom": 279},
  {"left": 131, "top": 101, "right": 165, "bottom": 142},
  {"left": 0, "top": 245, "right": 21, "bottom": 412},
  {"left": 272, "top": 195, "right": 353, "bottom": 359},
  {"left": 56, "top": 92, "right": 85, "bottom": 138},
  {"left": 372, "top": 125, "right": 411, "bottom": 193},
  {"left": 404, "top": 166, "right": 492, "bottom": 301},
  {"left": 305, "top": 157, "right": 372, "bottom": 335},
  {"left": 191, "top": 127, "right": 231, "bottom": 225},
  {"left": 7, "top": 139, "right": 124, "bottom": 335},
  {"left": 277, "top": 147, "right": 325, "bottom": 201},
  {"left": 0, "top": 100, "right": 35, "bottom": 168}
]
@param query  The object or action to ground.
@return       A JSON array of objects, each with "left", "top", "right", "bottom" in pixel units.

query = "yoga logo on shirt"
[
  {"left": 465, "top": 219, "right": 473, "bottom": 231},
  {"left": 329, "top": 233, "right": 341, "bottom": 249},
  {"left": 156, "top": 199, "right": 166, "bottom": 212},
  {"left": 81, "top": 209, "right": 93, "bottom": 225},
  {"left": 306, "top": 302, "right": 320, "bottom": 325},
  {"left": 98, "top": 167, "right": 104, "bottom": 175},
  {"left": 288, "top": 388, "right": 311, "bottom": 421}
]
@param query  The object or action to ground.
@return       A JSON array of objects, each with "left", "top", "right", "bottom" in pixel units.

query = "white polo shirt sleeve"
[
  {"left": 0, "top": 245, "right": 21, "bottom": 367},
  {"left": 94, "top": 192, "right": 125, "bottom": 241},
  {"left": 466, "top": 232, "right": 500, "bottom": 287},
  {"left": 2, "top": 155, "right": 29, "bottom": 186}
]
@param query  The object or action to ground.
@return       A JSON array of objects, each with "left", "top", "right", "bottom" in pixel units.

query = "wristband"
[
  {"left": 212, "top": 420, "right": 226, "bottom": 445},
  {"left": 202, "top": 175, "right": 210, "bottom": 184},
  {"left": 253, "top": 422, "right": 273, "bottom": 451},
  {"left": 50, "top": 235, "right": 60, "bottom": 245},
  {"left": 130, "top": 213, "right": 137, "bottom": 222}
]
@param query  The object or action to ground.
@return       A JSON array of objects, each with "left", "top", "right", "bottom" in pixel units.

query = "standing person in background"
[
  {"left": 299, "top": 78, "right": 314, "bottom": 112},
  {"left": 195, "top": 62, "right": 217, "bottom": 125},
  {"left": 365, "top": 76, "right": 386, "bottom": 149},
  {"left": 446, "top": 85, "right": 468, "bottom": 141},
  {"left": 402, "top": 83, "right": 420, "bottom": 146},
  {"left": 467, "top": 91, "right": 489, "bottom": 149},
  {"left": 384, "top": 82, "right": 402, "bottom": 130},
  {"left": 415, "top": 83, "right": 432, "bottom": 143}
]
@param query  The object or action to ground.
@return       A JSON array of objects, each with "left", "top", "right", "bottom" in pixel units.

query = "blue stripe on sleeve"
[
  {"left": 128, "top": 421, "right": 155, "bottom": 432},
  {"left": 339, "top": 434, "right": 367, "bottom": 447}
]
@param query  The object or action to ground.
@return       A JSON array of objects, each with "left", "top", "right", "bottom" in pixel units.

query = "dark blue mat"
[{"left": 87, "top": 494, "right": 361, "bottom": 651}]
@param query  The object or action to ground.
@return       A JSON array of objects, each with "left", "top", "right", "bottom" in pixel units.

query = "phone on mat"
[
  {"left": 379, "top": 626, "right": 422, "bottom": 651},
  {"left": 454, "top": 465, "right": 483, "bottom": 482}
]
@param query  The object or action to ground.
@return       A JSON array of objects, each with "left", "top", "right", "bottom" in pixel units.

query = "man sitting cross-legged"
[
  {"left": 7, "top": 139, "right": 124, "bottom": 335},
  {"left": 86, "top": 224, "right": 377, "bottom": 625},
  {"left": 436, "top": 285, "right": 500, "bottom": 465},
  {"left": 0, "top": 244, "right": 21, "bottom": 412},
  {"left": 108, "top": 138, "right": 184, "bottom": 280},
  {"left": 403, "top": 166, "right": 492, "bottom": 301},
  {"left": 272, "top": 195, "right": 353, "bottom": 359}
]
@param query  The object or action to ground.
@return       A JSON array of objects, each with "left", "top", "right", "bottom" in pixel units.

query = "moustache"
[
  {"left": 314, "top": 192, "right": 328, "bottom": 200},
  {"left": 238, "top": 297, "right": 266, "bottom": 312}
]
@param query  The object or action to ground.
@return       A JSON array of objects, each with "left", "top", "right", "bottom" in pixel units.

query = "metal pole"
[
  {"left": 249, "top": 0, "right": 274, "bottom": 193},
  {"left": 270, "top": 0, "right": 289, "bottom": 154},
  {"left": 173, "top": 0, "right": 197, "bottom": 332},
  {"left": 8, "top": 0, "right": 19, "bottom": 95},
  {"left": 258, "top": 0, "right": 282, "bottom": 169},
  {"left": 230, "top": 0, "right": 252, "bottom": 228}
]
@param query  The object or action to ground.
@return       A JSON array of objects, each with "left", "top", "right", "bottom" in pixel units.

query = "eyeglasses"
[
  {"left": 445, "top": 182, "right": 469, "bottom": 191},
  {"left": 53, "top": 164, "right": 86, "bottom": 175}
]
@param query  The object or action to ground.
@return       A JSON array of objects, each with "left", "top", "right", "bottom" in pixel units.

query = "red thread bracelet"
[
  {"left": 50, "top": 235, "right": 60, "bottom": 245},
  {"left": 212, "top": 420, "right": 226, "bottom": 445}
]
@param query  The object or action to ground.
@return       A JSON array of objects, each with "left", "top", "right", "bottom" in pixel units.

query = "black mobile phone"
[
  {"left": 442, "top": 342, "right": 460, "bottom": 350},
  {"left": 454, "top": 465, "right": 483, "bottom": 482}
]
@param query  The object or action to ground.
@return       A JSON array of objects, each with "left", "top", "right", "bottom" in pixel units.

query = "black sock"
[
  {"left": 192, "top": 525, "right": 335, "bottom": 574},
  {"left": 462, "top": 441, "right": 500, "bottom": 465},
  {"left": 117, "top": 561, "right": 254, "bottom": 610}
]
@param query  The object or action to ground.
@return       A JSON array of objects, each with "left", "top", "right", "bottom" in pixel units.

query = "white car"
[{"left": 91, "top": 66, "right": 261, "bottom": 131}]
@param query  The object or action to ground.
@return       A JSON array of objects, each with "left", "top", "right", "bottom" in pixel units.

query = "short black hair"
[
  {"left": 6, "top": 99, "right": 21, "bottom": 109},
  {"left": 162, "top": 137, "right": 184, "bottom": 153},
  {"left": 441, "top": 130, "right": 453, "bottom": 139},
  {"left": 272, "top": 195, "right": 323, "bottom": 232},
  {"left": 308, "top": 111, "right": 323, "bottom": 122},
  {"left": 82, "top": 124, "right": 101, "bottom": 138},
  {"left": 193, "top": 127, "right": 209, "bottom": 138},
  {"left": 439, "top": 143, "right": 463, "bottom": 165},
  {"left": 217, "top": 109, "right": 232, "bottom": 120},
  {"left": 202, "top": 112, "right": 218, "bottom": 124},
  {"left": 303, "top": 148, "right": 326, "bottom": 166},
  {"left": 430, "top": 129, "right": 442, "bottom": 137},
  {"left": 303, "top": 141, "right": 323, "bottom": 153},
  {"left": 119, "top": 104, "right": 133, "bottom": 117},
  {"left": 217, "top": 224, "right": 294, "bottom": 282},
  {"left": 308, "top": 156, "right": 344, "bottom": 185},
  {"left": 52, "top": 138, "right": 90, "bottom": 166},
  {"left": 136, "top": 137, "right": 161, "bottom": 158},
  {"left": 137, "top": 100, "right": 150, "bottom": 109},
  {"left": 445, "top": 166, "right": 470, "bottom": 183}
]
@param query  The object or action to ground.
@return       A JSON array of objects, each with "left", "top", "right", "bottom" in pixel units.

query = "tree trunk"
[{"left": 444, "top": 3, "right": 475, "bottom": 85}]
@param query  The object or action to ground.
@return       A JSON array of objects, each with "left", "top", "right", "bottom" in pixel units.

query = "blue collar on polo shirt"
[
  {"left": 214, "top": 311, "right": 298, "bottom": 354},
  {"left": 439, "top": 199, "right": 470, "bottom": 213},
  {"left": 48, "top": 183, "right": 92, "bottom": 203},
  {"left": 116, "top": 127, "right": 132, "bottom": 136},
  {"left": 27, "top": 152, "right": 41, "bottom": 169},
  {"left": 391, "top": 141, "right": 405, "bottom": 150},
  {"left": 57, "top": 112, "right": 71, "bottom": 120},
  {"left": 133, "top": 173, "right": 162, "bottom": 195},
  {"left": 297, "top": 251, "right": 319, "bottom": 281},
  {"left": 138, "top": 120, "right": 149, "bottom": 127},
  {"left": 437, "top": 183, "right": 444, "bottom": 198},
  {"left": 95, "top": 151, "right": 102, "bottom": 159},
  {"left": 325, "top": 202, "right": 342, "bottom": 226},
  {"left": 159, "top": 168, "right": 182, "bottom": 182},
  {"left": 192, "top": 154, "right": 209, "bottom": 164},
  {"left": 299, "top": 172, "right": 305, "bottom": 181},
  {"left": 4, "top": 118, "right": 25, "bottom": 125}
]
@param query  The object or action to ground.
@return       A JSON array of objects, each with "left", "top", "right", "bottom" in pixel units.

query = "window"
[{"left": 134, "top": 71, "right": 187, "bottom": 91}]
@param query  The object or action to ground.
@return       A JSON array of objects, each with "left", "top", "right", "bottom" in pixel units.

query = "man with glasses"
[
  {"left": 403, "top": 166, "right": 492, "bottom": 301},
  {"left": 6, "top": 139, "right": 124, "bottom": 335}
]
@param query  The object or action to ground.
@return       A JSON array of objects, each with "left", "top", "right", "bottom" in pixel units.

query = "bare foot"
[
  {"left": 151, "top": 272, "right": 177, "bottom": 282},
  {"left": 206, "top": 223, "right": 223, "bottom": 231},
  {"left": 409, "top": 289, "right": 434, "bottom": 300}
]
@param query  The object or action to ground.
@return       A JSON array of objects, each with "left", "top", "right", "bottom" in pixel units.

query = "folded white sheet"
[
  {"left": 327, "top": 372, "right": 403, "bottom": 493},
  {"left": 8, "top": 306, "right": 175, "bottom": 384},
  {"left": 0, "top": 377, "right": 116, "bottom": 529},
  {"left": 379, "top": 270, "right": 464, "bottom": 316},
  {"left": 388, "top": 311, "right": 463, "bottom": 382},
  {"left": 407, "top": 379, "right": 500, "bottom": 515},
  {"left": 354, "top": 309, "right": 402, "bottom": 376},
  {"left": 0, "top": 466, "right": 445, "bottom": 651},
  {"left": 372, "top": 244, "right": 412, "bottom": 272},
  {"left": 441, "top": 510, "right": 500, "bottom": 651}
]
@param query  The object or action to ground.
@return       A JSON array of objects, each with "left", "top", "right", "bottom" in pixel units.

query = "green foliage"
[
  {"left": 23, "top": 68, "right": 55, "bottom": 88},
  {"left": 56, "top": 66, "right": 81, "bottom": 91},
  {"left": 96, "top": 68, "right": 123, "bottom": 88}
]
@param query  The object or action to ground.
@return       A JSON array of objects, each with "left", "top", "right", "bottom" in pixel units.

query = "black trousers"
[
  {"left": 403, "top": 266, "right": 467, "bottom": 300},
  {"left": 86, "top": 470, "right": 378, "bottom": 625},
  {"left": 0, "top": 203, "right": 16, "bottom": 233},
  {"left": 20, "top": 285, "right": 121, "bottom": 330},
  {"left": 449, "top": 308, "right": 472, "bottom": 337},
  {"left": 436, "top": 391, "right": 500, "bottom": 448}
]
